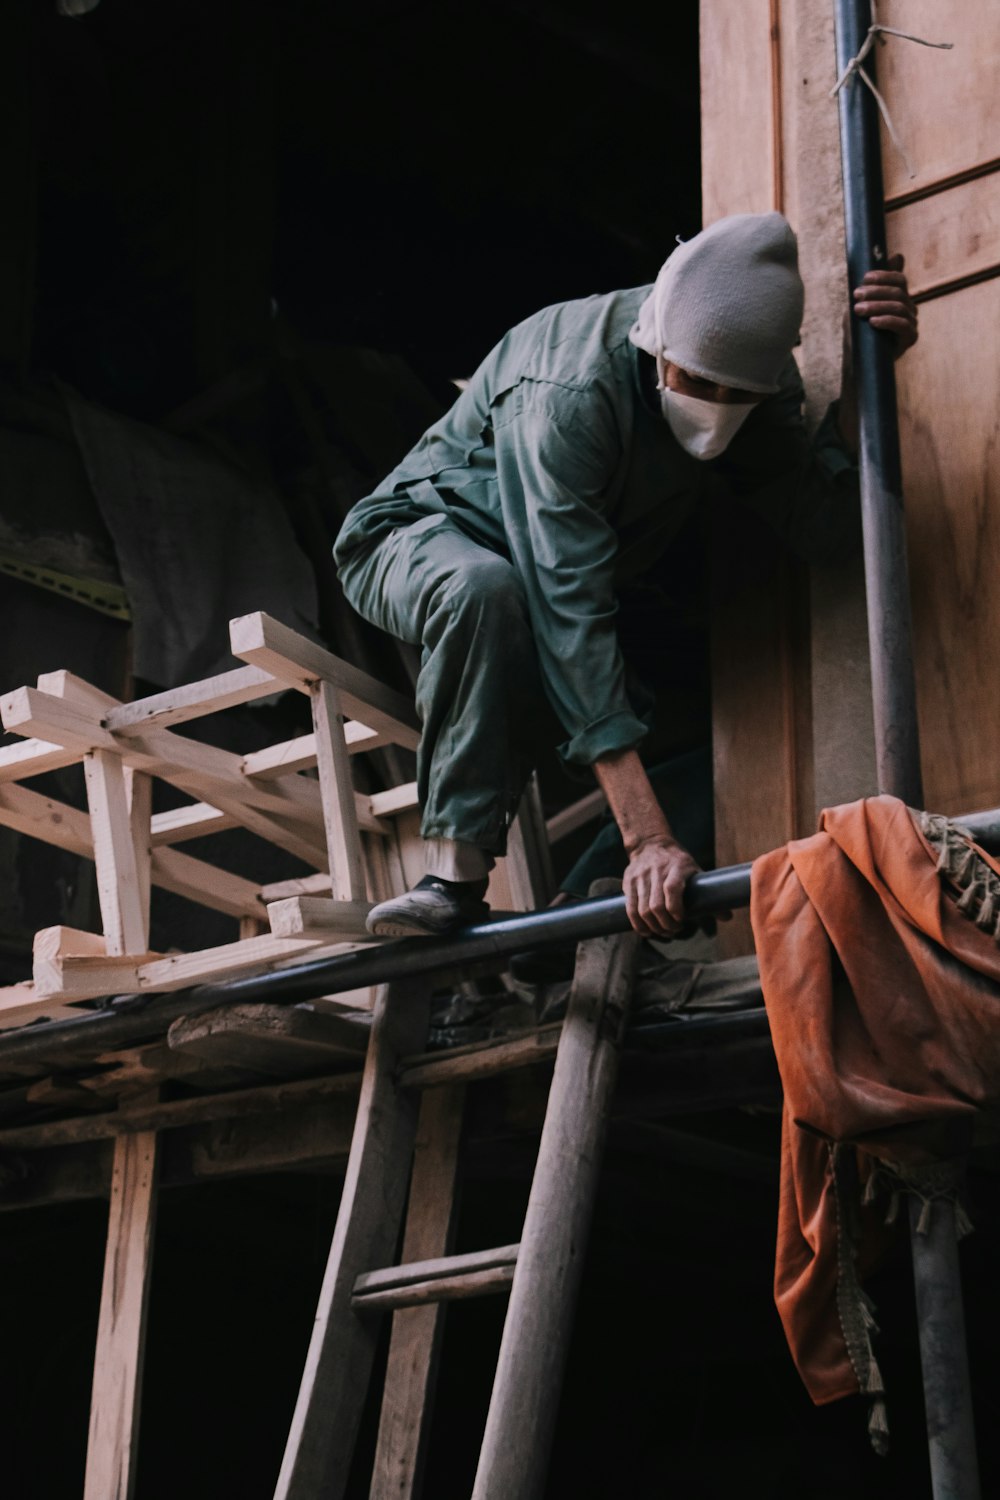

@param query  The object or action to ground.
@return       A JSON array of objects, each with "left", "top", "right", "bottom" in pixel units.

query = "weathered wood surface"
[
  {"left": 878, "top": 1, "right": 994, "bottom": 203},
  {"left": 167, "top": 1002, "right": 369, "bottom": 1076},
  {"left": 355, "top": 1263, "right": 516, "bottom": 1314},
  {"left": 370, "top": 1084, "right": 465, "bottom": 1500},
  {"left": 274, "top": 977, "right": 433, "bottom": 1500},
  {"left": 472, "top": 925, "right": 640, "bottom": 1500},
  {"left": 83, "top": 1098, "right": 160, "bottom": 1500},
  {"left": 398, "top": 1025, "right": 563, "bottom": 1089}
]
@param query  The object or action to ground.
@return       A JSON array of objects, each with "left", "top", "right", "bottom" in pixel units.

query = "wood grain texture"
[
  {"left": 700, "top": 0, "right": 775, "bottom": 224},
  {"left": 84, "top": 751, "right": 149, "bottom": 955},
  {"left": 229, "top": 611, "right": 421, "bottom": 749},
  {"left": 895, "top": 279, "right": 1000, "bottom": 815},
  {"left": 370, "top": 1086, "right": 465, "bottom": 1500},
  {"left": 83, "top": 1108, "right": 159, "bottom": 1500},
  {"left": 311, "top": 680, "right": 367, "bottom": 902},
  {"left": 0, "top": 776, "right": 263, "bottom": 919},
  {"left": 274, "top": 978, "right": 433, "bottom": 1500},
  {"left": 888, "top": 168, "right": 1000, "bottom": 298},
  {"left": 876, "top": 2, "right": 997, "bottom": 202},
  {"left": 472, "top": 926, "right": 640, "bottom": 1500}
]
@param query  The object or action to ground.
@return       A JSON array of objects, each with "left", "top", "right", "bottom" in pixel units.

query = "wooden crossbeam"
[
  {"left": 230, "top": 612, "right": 421, "bottom": 750},
  {"left": 267, "top": 896, "right": 374, "bottom": 938},
  {"left": 32, "top": 930, "right": 354, "bottom": 1002},
  {"left": 0, "top": 736, "right": 80, "bottom": 784},
  {"left": 103, "top": 664, "right": 278, "bottom": 734},
  {"left": 353, "top": 1244, "right": 518, "bottom": 1313},
  {"left": 1, "top": 684, "right": 331, "bottom": 869},
  {"left": 0, "top": 780, "right": 263, "bottom": 919},
  {"left": 241, "top": 721, "right": 387, "bottom": 781}
]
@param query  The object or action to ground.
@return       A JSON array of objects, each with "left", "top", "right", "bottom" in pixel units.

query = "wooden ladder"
[{"left": 273, "top": 911, "right": 640, "bottom": 1500}]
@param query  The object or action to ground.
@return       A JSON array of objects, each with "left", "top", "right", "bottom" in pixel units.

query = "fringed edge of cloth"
[
  {"left": 831, "top": 1145, "right": 890, "bottom": 1454},
  {"left": 919, "top": 810, "right": 1000, "bottom": 939}
]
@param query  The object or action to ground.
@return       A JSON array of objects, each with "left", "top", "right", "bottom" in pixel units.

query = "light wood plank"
[
  {"left": 274, "top": 977, "right": 434, "bottom": 1500},
  {"left": 0, "top": 779, "right": 264, "bottom": 920},
  {"left": 0, "top": 736, "right": 80, "bottom": 784},
  {"left": 370, "top": 1085, "right": 466, "bottom": 1500},
  {"left": 125, "top": 769, "right": 152, "bottom": 946},
  {"left": 3, "top": 684, "right": 331, "bottom": 869},
  {"left": 229, "top": 611, "right": 421, "bottom": 750},
  {"left": 0, "top": 983, "right": 86, "bottom": 1029},
  {"left": 311, "top": 679, "right": 367, "bottom": 902},
  {"left": 888, "top": 170, "right": 1000, "bottom": 300},
  {"left": 242, "top": 721, "right": 386, "bottom": 781},
  {"left": 84, "top": 750, "right": 150, "bottom": 955},
  {"left": 149, "top": 802, "right": 236, "bottom": 847},
  {"left": 261, "top": 871, "right": 333, "bottom": 902},
  {"left": 368, "top": 781, "right": 420, "bottom": 819},
  {"left": 83, "top": 1103, "right": 159, "bottom": 1500},
  {"left": 103, "top": 664, "right": 278, "bottom": 734},
  {"left": 267, "top": 896, "right": 373, "bottom": 939}
]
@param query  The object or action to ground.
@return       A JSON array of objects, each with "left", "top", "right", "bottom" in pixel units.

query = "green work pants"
[{"left": 338, "top": 514, "right": 555, "bottom": 856}]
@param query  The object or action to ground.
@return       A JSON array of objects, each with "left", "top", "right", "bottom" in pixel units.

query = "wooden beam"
[
  {"left": 166, "top": 1002, "right": 369, "bottom": 1076},
  {"left": 241, "top": 720, "right": 387, "bottom": 782},
  {"left": 545, "top": 788, "right": 606, "bottom": 845},
  {"left": 2, "top": 684, "right": 331, "bottom": 869},
  {"left": 0, "top": 736, "right": 79, "bottom": 784},
  {"left": 354, "top": 1248, "right": 518, "bottom": 1313},
  {"left": 229, "top": 612, "right": 421, "bottom": 750},
  {"left": 33, "top": 930, "right": 356, "bottom": 1004},
  {"left": 267, "top": 896, "right": 374, "bottom": 939},
  {"left": 149, "top": 802, "right": 236, "bottom": 847},
  {"left": 84, "top": 751, "right": 150, "bottom": 955},
  {"left": 103, "top": 664, "right": 278, "bottom": 734},
  {"left": 0, "top": 780, "right": 264, "bottom": 920},
  {"left": 398, "top": 1026, "right": 563, "bottom": 1089},
  {"left": 274, "top": 977, "right": 434, "bottom": 1500},
  {"left": 369, "top": 782, "right": 420, "bottom": 819},
  {"left": 370, "top": 1085, "right": 465, "bottom": 1500},
  {"left": 311, "top": 679, "right": 368, "bottom": 901},
  {"left": 83, "top": 1100, "right": 159, "bottom": 1500}
]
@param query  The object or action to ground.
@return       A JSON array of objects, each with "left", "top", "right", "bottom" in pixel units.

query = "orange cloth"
[{"left": 751, "top": 796, "right": 1000, "bottom": 1408}]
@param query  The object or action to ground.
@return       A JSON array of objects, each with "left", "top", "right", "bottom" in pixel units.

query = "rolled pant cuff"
[{"left": 422, "top": 837, "right": 496, "bottom": 883}]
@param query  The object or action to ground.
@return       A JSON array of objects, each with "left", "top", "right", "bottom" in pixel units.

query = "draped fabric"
[{"left": 751, "top": 796, "right": 1000, "bottom": 1430}]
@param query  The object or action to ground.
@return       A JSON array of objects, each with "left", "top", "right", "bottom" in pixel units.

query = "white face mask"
[{"left": 660, "top": 387, "right": 757, "bottom": 460}]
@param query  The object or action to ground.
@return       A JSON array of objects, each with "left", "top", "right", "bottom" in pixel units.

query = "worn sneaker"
[{"left": 365, "top": 875, "right": 490, "bottom": 938}]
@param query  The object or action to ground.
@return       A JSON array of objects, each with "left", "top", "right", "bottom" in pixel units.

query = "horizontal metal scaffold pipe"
[{"left": 193, "top": 862, "right": 755, "bottom": 1010}]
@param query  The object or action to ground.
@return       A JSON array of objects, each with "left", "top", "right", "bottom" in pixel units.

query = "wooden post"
[
  {"left": 370, "top": 1085, "right": 465, "bottom": 1500},
  {"left": 84, "top": 750, "right": 151, "bottom": 955},
  {"left": 471, "top": 920, "right": 640, "bottom": 1500},
  {"left": 274, "top": 977, "right": 434, "bottom": 1500},
  {"left": 84, "top": 1096, "right": 160, "bottom": 1500},
  {"left": 311, "top": 679, "right": 368, "bottom": 902}
]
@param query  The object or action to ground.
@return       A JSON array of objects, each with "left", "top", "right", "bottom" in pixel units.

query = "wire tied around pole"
[{"left": 829, "top": 0, "right": 953, "bottom": 179}]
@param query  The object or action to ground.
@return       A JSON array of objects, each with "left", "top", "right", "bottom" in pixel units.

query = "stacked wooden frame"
[{"left": 0, "top": 611, "right": 549, "bottom": 1031}]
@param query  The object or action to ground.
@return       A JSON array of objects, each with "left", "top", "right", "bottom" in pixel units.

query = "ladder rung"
[
  {"left": 397, "top": 1024, "right": 562, "bottom": 1089},
  {"left": 352, "top": 1243, "right": 520, "bottom": 1313}
]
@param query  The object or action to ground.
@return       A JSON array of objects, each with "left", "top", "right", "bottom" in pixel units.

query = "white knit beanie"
[{"left": 629, "top": 212, "right": 804, "bottom": 395}]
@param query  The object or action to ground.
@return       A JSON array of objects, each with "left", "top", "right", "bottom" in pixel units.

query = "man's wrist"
[{"left": 624, "top": 830, "right": 677, "bottom": 857}]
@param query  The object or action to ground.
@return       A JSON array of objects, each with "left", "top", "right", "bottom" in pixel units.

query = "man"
[{"left": 334, "top": 213, "right": 917, "bottom": 938}]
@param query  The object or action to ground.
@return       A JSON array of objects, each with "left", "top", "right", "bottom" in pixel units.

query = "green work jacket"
[{"left": 334, "top": 285, "right": 859, "bottom": 765}]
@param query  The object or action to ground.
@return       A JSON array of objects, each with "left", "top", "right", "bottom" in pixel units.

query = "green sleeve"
[
  {"left": 715, "top": 359, "right": 862, "bottom": 566},
  {"left": 491, "top": 381, "right": 649, "bottom": 765}
]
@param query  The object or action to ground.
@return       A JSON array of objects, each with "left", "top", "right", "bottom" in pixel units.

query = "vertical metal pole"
[{"left": 832, "top": 4, "right": 980, "bottom": 1495}]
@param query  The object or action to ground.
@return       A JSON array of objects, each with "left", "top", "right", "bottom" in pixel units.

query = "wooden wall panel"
[
  {"left": 896, "top": 279, "right": 1000, "bottom": 816},
  {"left": 700, "top": 0, "right": 775, "bottom": 224},
  {"left": 877, "top": 2, "right": 999, "bottom": 202},
  {"left": 888, "top": 173, "right": 1000, "bottom": 299}
]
